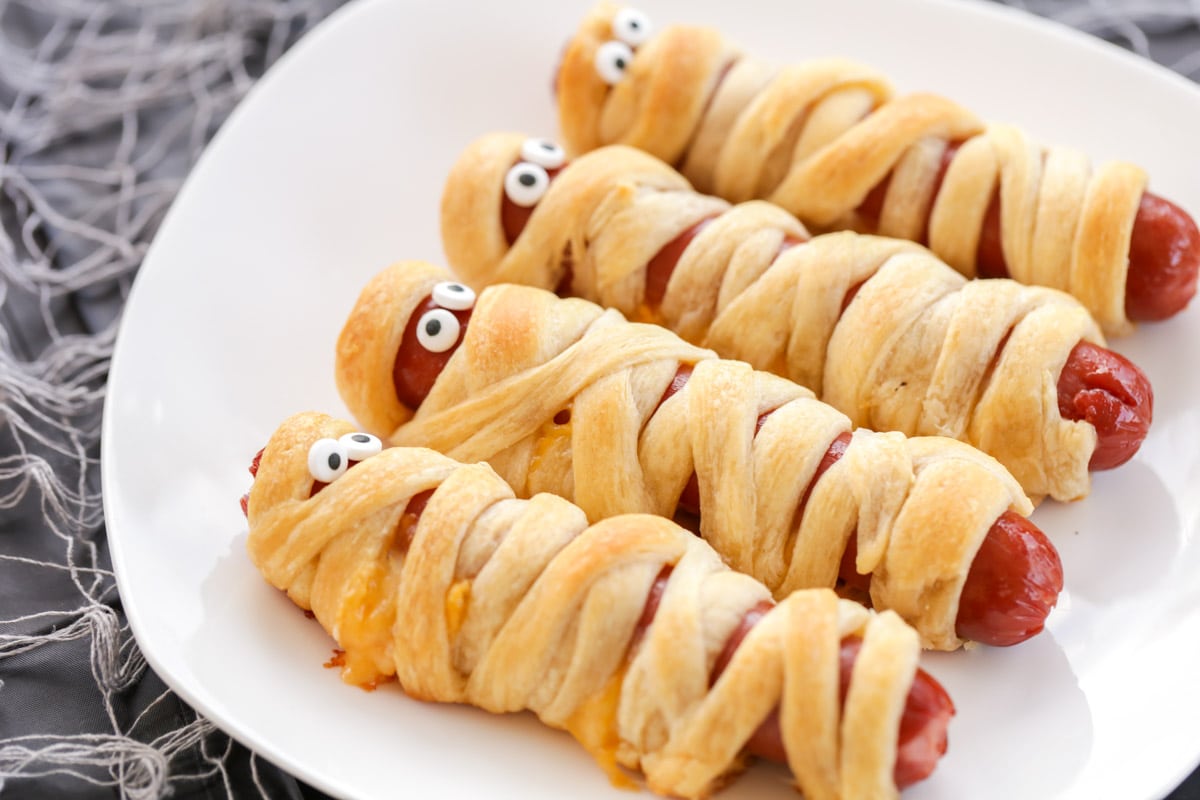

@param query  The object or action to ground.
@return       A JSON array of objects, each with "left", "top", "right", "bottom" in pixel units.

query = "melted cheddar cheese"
[
  {"left": 445, "top": 579, "right": 472, "bottom": 641},
  {"left": 565, "top": 668, "right": 638, "bottom": 790},
  {"left": 336, "top": 563, "right": 395, "bottom": 688}
]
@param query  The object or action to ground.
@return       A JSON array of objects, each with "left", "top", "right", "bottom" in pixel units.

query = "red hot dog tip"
[
  {"left": 249, "top": 448, "right": 265, "bottom": 478},
  {"left": 861, "top": 144, "right": 1200, "bottom": 321},
  {"left": 1126, "top": 192, "right": 1200, "bottom": 321},
  {"left": 1057, "top": 340, "right": 1153, "bottom": 471},
  {"left": 839, "top": 511, "right": 1061, "bottom": 648},
  {"left": 892, "top": 654, "right": 954, "bottom": 790},
  {"left": 713, "top": 605, "right": 953, "bottom": 789},
  {"left": 242, "top": 448, "right": 265, "bottom": 517},
  {"left": 954, "top": 511, "right": 1063, "bottom": 647},
  {"left": 973, "top": 190, "right": 1200, "bottom": 313}
]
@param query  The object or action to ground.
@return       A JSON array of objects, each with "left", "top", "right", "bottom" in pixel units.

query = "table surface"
[{"left": 0, "top": 1, "right": 1198, "bottom": 798}]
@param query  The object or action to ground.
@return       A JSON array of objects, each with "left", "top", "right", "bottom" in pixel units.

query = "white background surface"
[{"left": 102, "top": 0, "right": 1200, "bottom": 797}]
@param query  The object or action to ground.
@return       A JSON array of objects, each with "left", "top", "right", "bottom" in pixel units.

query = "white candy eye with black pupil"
[
  {"left": 416, "top": 308, "right": 461, "bottom": 353},
  {"left": 612, "top": 8, "right": 652, "bottom": 47},
  {"left": 308, "top": 438, "right": 349, "bottom": 483},
  {"left": 339, "top": 432, "right": 382, "bottom": 461},
  {"left": 594, "top": 40, "right": 634, "bottom": 85},
  {"left": 520, "top": 138, "right": 565, "bottom": 170},
  {"left": 504, "top": 162, "right": 550, "bottom": 207},
  {"left": 432, "top": 281, "right": 475, "bottom": 311}
]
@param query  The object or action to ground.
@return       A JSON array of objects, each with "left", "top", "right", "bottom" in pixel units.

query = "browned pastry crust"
[
  {"left": 247, "top": 411, "right": 924, "bottom": 799},
  {"left": 556, "top": 2, "right": 1147, "bottom": 333},
  {"left": 441, "top": 132, "right": 1101, "bottom": 502},
  {"left": 334, "top": 260, "right": 1034, "bottom": 649}
]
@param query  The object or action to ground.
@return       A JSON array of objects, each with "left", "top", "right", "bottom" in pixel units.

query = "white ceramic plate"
[{"left": 102, "top": 0, "right": 1200, "bottom": 797}]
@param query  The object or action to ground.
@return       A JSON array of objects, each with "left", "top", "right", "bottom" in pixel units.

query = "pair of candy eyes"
[
  {"left": 417, "top": 281, "right": 476, "bottom": 353},
  {"left": 506, "top": 9, "right": 651, "bottom": 205},
  {"left": 595, "top": 8, "right": 652, "bottom": 85},
  {"left": 308, "top": 432, "right": 383, "bottom": 482},
  {"left": 504, "top": 138, "right": 567, "bottom": 208}
]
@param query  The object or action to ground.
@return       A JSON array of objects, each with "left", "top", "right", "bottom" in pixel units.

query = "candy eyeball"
[
  {"left": 308, "top": 438, "right": 349, "bottom": 483},
  {"left": 520, "top": 138, "right": 565, "bottom": 170},
  {"left": 432, "top": 281, "right": 476, "bottom": 311},
  {"left": 416, "top": 308, "right": 462, "bottom": 353},
  {"left": 504, "top": 162, "right": 550, "bottom": 207},
  {"left": 339, "top": 431, "right": 382, "bottom": 461},
  {"left": 594, "top": 40, "right": 634, "bottom": 85},
  {"left": 612, "top": 8, "right": 652, "bottom": 47}
]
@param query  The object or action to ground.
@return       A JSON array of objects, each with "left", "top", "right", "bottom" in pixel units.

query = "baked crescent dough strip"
[
  {"left": 335, "top": 260, "right": 1033, "bottom": 650},
  {"left": 556, "top": 2, "right": 1147, "bottom": 333},
  {"left": 441, "top": 133, "right": 1102, "bottom": 502},
  {"left": 248, "top": 411, "right": 925, "bottom": 799}
]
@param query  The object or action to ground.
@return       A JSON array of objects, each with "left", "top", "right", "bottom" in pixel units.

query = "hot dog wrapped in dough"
[
  {"left": 554, "top": 4, "right": 1200, "bottom": 334},
  {"left": 245, "top": 411, "right": 958, "bottom": 798},
  {"left": 440, "top": 133, "right": 1153, "bottom": 504},
  {"left": 334, "top": 260, "right": 1065, "bottom": 651}
]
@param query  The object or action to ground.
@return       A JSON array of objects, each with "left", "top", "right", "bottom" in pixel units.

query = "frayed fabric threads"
[
  {"left": 998, "top": 0, "right": 1200, "bottom": 72},
  {"left": 0, "top": 1, "right": 341, "bottom": 798}
]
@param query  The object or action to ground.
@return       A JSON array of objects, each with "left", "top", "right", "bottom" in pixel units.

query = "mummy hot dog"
[
  {"left": 244, "top": 411, "right": 956, "bottom": 797},
  {"left": 554, "top": 4, "right": 1200, "bottom": 334},
  {"left": 335, "top": 260, "right": 1064, "bottom": 650},
  {"left": 440, "top": 133, "right": 1153, "bottom": 504}
]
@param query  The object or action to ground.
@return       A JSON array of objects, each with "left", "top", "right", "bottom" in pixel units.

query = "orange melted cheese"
[
  {"left": 565, "top": 668, "right": 638, "bottom": 790},
  {"left": 629, "top": 303, "right": 663, "bottom": 325},
  {"left": 335, "top": 563, "right": 395, "bottom": 688},
  {"left": 445, "top": 579, "right": 472, "bottom": 640},
  {"left": 324, "top": 649, "right": 394, "bottom": 692}
]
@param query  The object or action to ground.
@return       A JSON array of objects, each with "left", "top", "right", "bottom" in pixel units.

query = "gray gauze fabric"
[
  {"left": 0, "top": 1, "right": 1198, "bottom": 799},
  {"left": 0, "top": 2, "right": 343, "bottom": 798}
]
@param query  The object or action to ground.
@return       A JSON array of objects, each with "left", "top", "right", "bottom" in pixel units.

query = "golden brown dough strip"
[
  {"left": 247, "top": 411, "right": 926, "bottom": 799},
  {"left": 441, "top": 133, "right": 1101, "bottom": 502},
  {"left": 556, "top": 2, "right": 1147, "bottom": 334},
  {"left": 334, "top": 260, "right": 1034, "bottom": 649}
]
